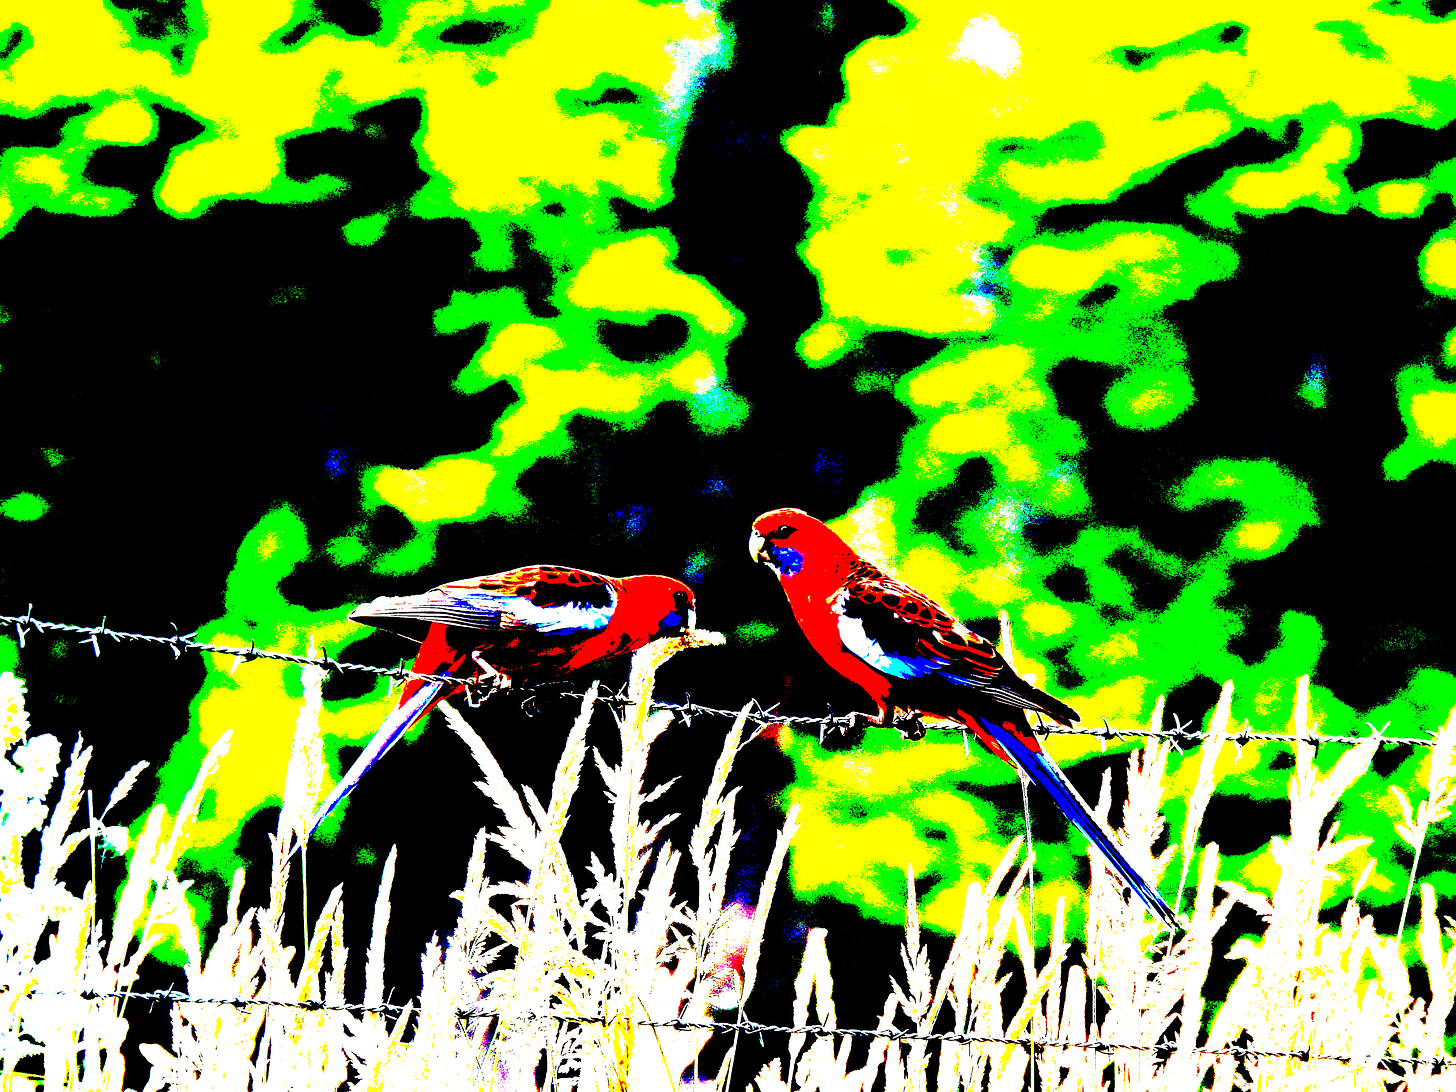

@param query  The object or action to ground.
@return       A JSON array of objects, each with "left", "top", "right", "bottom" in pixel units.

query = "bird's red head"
[
  {"left": 749, "top": 508, "right": 858, "bottom": 584},
  {"left": 616, "top": 574, "right": 697, "bottom": 641}
]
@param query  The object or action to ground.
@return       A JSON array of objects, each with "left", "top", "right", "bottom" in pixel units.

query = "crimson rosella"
[
  {"left": 299, "top": 565, "right": 696, "bottom": 847},
  {"left": 749, "top": 508, "right": 1178, "bottom": 930}
]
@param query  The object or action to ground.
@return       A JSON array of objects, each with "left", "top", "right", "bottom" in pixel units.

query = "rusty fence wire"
[
  {"left": 0, "top": 609, "right": 1438, "bottom": 749},
  {"left": 1, "top": 986, "right": 1441, "bottom": 1073}
]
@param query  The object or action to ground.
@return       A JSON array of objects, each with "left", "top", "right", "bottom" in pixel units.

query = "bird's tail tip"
[
  {"left": 1037, "top": 694, "right": 1080, "bottom": 728},
  {"left": 974, "top": 715, "right": 1178, "bottom": 930}
]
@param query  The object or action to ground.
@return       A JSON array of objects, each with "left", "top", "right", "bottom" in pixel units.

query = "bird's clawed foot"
[
  {"left": 818, "top": 710, "right": 924, "bottom": 744},
  {"left": 819, "top": 710, "right": 870, "bottom": 747},
  {"left": 465, "top": 652, "right": 513, "bottom": 707},
  {"left": 893, "top": 712, "right": 927, "bottom": 741}
]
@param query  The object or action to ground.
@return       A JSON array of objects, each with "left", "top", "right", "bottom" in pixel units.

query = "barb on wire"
[
  {"left": 24, "top": 987, "right": 1448, "bottom": 1070},
  {"left": 0, "top": 611, "right": 1440, "bottom": 749},
  {"left": 81, "top": 616, "right": 116, "bottom": 658},
  {"left": 229, "top": 639, "right": 258, "bottom": 676},
  {"left": 168, "top": 624, "right": 197, "bottom": 661},
  {"left": 15, "top": 603, "right": 34, "bottom": 649}
]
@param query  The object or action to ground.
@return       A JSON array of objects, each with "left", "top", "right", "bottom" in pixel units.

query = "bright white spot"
[
  {"left": 987, "top": 497, "right": 1028, "bottom": 540},
  {"left": 952, "top": 16, "right": 1020, "bottom": 77},
  {"left": 984, "top": 496, "right": 1031, "bottom": 572},
  {"left": 495, "top": 591, "right": 615, "bottom": 634},
  {"left": 664, "top": 23, "right": 732, "bottom": 120}
]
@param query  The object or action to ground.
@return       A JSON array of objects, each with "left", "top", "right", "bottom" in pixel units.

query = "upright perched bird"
[
  {"left": 749, "top": 508, "right": 1178, "bottom": 929},
  {"left": 299, "top": 565, "right": 696, "bottom": 847}
]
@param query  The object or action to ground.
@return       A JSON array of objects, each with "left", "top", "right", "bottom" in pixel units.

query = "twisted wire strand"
[
  {"left": 1, "top": 611, "right": 1436, "bottom": 748},
  {"left": 22, "top": 988, "right": 1446, "bottom": 1070}
]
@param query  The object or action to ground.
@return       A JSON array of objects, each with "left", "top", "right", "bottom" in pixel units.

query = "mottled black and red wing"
[
  {"left": 834, "top": 564, "right": 1080, "bottom": 723},
  {"left": 512, "top": 566, "right": 618, "bottom": 611},
  {"left": 835, "top": 567, "right": 1005, "bottom": 682}
]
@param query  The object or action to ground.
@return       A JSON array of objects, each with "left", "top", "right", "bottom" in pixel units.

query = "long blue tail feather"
[
  {"left": 290, "top": 674, "right": 452, "bottom": 857},
  {"left": 975, "top": 716, "right": 1180, "bottom": 930}
]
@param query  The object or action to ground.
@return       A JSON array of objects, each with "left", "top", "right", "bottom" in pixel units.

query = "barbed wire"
[
  {"left": 26, "top": 988, "right": 1447, "bottom": 1072},
  {"left": 1, "top": 610, "right": 1438, "bottom": 749},
  {"left": 26, "top": 987, "right": 406, "bottom": 1016},
  {"left": 6, "top": 615, "right": 1448, "bottom": 1076}
]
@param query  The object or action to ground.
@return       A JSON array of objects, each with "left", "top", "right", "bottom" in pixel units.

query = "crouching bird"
[
  {"left": 749, "top": 508, "right": 1178, "bottom": 930},
  {"left": 298, "top": 565, "right": 696, "bottom": 848}
]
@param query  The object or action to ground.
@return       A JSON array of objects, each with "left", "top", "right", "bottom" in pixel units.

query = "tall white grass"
[
  {"left": 1394, "top": 703, "right": 1456, "bottom": 942},
  {"left": 2, "top": 653, "right": 1454, "bottom": 1090}
]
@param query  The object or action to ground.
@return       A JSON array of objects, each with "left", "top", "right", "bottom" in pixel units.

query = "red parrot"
[
  {"left": 299, "top": 565, "right": 696, "bottom": 846},
  {"left": 749, "top": 508, "right": 1178, "bottom": 930}
]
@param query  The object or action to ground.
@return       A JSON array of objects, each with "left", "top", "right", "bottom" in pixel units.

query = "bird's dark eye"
[{"left": 775, "top": 524, "right": 793, "bottom": 538}]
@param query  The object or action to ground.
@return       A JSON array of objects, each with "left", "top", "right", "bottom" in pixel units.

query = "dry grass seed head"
[{"left": 280, "top": 660, "right": 328, "bottom": 851}]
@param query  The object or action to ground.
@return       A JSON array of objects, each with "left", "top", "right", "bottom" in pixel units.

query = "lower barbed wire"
[
  {"left": 24, "top": 987, "right": 1447, "bottom": 1069},
  {"left": 22, "top": 986, "right": 406, "bottom": 1016},
  {"left": 0, "top": 611, "right": 1437, "bottom": 747}
]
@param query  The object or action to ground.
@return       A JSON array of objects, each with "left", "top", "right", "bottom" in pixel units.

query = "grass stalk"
[
  {"left": 6, "top": 658, "right": 1456, "bottom": 1090},
  {"left": 1394, "top": 703, "right": 1456, "bottom": 945}
]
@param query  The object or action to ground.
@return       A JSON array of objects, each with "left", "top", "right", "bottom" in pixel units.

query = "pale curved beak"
[
  {"left": 749, "top": 530, "right": 769, "bottom": 565},
  {"left": 347, "top": 595, "right": 398, "bottom": 623}
]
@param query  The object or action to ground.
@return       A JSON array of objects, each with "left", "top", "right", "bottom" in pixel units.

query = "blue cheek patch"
[
  {"left": 660, "top": 610, "right": 683, "bottom": 630},
  {"left": 770, "top": 544, "right": 804, "bottom": 577}
]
